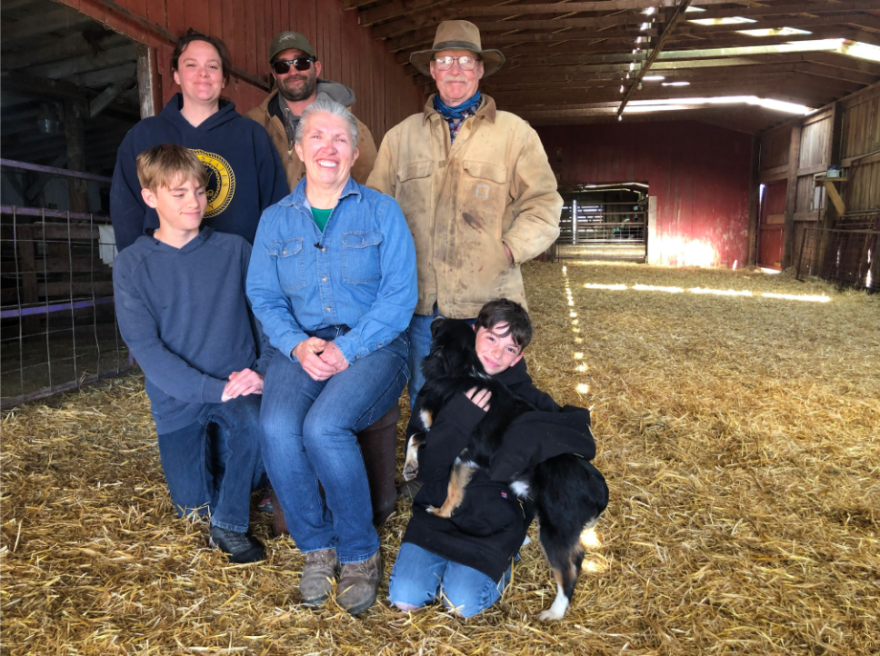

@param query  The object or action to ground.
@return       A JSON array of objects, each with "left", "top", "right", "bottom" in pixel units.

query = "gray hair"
[{"left": 294, "top": 97, "right": 359, "bottom": 146}]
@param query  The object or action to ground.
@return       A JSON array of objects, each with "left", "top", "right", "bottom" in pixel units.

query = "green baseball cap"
[{"left": 269, "top": 31, "right": 316, "bottom": 62}]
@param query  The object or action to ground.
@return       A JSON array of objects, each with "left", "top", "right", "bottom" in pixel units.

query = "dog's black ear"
[{"left": 430, "top": 316, "right": 445, "bottom": 340}]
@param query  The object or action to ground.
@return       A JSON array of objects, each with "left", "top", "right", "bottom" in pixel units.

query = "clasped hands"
[{"left": 292, "top": 337, "right": 350, "bottom": 381}]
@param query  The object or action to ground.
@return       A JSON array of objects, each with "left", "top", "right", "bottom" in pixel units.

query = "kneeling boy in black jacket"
[
  {"left": 113, "top": 144, "right": 272, "bottom": 563},
  {"left": 389, "top": 299, "right": 603, "bottom": 617}
]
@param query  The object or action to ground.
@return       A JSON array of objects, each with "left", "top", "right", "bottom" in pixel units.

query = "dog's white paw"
[
  {"left": 426, "top": 505, "right": 439, "bottom": 515},
  {"left": 538, "top": 607, "right": 565, "bottom": 622},
  {"left": 538, "top": 585, "right": 569, "bottom": 621}
]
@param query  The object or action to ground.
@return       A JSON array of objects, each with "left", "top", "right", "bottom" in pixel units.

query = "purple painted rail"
[{"left": 0, "top": 297, "right": 115, "bottom": 320}]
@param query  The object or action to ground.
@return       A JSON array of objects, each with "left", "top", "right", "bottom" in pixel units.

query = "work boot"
[
  {"left": 208, "top": 525, "right": 265, "bottom": 564},
  {"left": 300, "top": 548, "right": 338, "bottom": 607},
  {"left": 337, "top": 550, "right": 383, "bottom": 615}
]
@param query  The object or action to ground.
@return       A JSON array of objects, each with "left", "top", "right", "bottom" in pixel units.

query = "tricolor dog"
[{"left": 404, "top": 318, "right": 609, "bottom": 620}]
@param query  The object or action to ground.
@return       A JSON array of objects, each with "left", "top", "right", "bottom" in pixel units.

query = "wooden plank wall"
[
  {"left": 756, "top": 80, "right": 880, "bottom": 268},
  {"left": 537, "top": 121, "right": 752, "bottom": 268},
  {"left": 58, "top": 0, "right": 423, "bottom": 143},
  {"left": 840, "top": 85, "right": 880, "bottom": 214}
]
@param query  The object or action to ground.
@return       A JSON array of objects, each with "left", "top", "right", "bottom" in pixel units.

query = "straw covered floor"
[{"left": 2, "top": 262, "right": 879, "bottom": 655}]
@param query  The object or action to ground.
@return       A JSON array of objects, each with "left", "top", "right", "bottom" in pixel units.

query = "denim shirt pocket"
[
  {"left": 268, "top": 238, "right": 306, "bottom": 291},
  {"left": 342, "top": 231, "right": 383, "bottom": 283}
]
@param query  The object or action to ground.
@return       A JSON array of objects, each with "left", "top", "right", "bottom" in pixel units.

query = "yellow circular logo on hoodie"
[{"left": 192, "top": 149, "right": 235, "bottom": 219}]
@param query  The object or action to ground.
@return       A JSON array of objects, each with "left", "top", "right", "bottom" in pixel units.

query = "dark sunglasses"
[{"left": 272, "top": 56, "right": 315, "bottom": 74}]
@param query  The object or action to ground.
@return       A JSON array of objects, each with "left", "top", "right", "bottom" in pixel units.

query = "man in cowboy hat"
[
  {"left": 246, "top": 31, "right": 377, "bottom": 189},
  {"left": 367, "top": 20, "right": 562, "bottom": 405}
]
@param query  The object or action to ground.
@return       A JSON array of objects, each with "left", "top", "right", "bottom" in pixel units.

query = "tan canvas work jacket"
[
  {"left": 245, "top": 87, "right": 378, "bottom": 191},
  {"left": 367, "top": 94, "right": 561, "bottom": 318}
]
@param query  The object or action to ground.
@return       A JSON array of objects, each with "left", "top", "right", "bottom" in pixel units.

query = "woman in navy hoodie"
[{"left": 111, "top": 30, "right": 288, "bottom": 252}]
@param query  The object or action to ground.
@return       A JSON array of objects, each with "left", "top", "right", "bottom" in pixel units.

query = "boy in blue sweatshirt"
[{"left": 113, "top": 144, "right": 272, "bottom": 563}]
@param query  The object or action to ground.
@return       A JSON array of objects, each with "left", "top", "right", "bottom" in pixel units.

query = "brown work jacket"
[
  {"left": 367, "top": 94, "right": 562, "bottom": 318},
  {"left": 245, "top": 88, "right": 378, "bottom": 191}
]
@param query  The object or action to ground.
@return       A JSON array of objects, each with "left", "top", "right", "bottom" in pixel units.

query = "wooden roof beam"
[
  {"left": 793, "top": 61, "right": 879, "bottom": 85},
  {"left": 694, "top": 1, "right": 880, "bottom": 21},
  {"left": 361, "top": 0, "right": 463, "bottom": 29},
  {"left": 385, "top": 26, "right": 658, "bottom": 52},
  {"left": 618, "top": 0, "right": 692, "bottom": 118},
  {"left": 676, "top": 16, "right": 880, "bottom": 38},
  {"left": 20, "top": 44, "right": 138, "bottom": 80},
  {"left": 445, "top": 0, "right": 732, "bottom": 17}
]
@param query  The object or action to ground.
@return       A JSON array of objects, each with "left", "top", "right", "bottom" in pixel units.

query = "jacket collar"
[
  {"left": 259, "top": 88, "right": 280, "bottom": 115},
  {"left": 280, "top": 175, "right": 362, "bottom": 211},
  {"left": 423, "top": 93, "right": 496, "bottom": 124}
]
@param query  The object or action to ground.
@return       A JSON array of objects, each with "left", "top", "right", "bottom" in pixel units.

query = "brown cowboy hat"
[{"left": 410, "top": 20, "right": 505, "bottom": 78}]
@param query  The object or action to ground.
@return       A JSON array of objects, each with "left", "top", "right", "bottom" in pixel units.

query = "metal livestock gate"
[
  {"left": 1, "top": 159, "right": 130, "bottom": 409},
  {"left": 552, "top": 199, "right": 648, "bottom": 262}
]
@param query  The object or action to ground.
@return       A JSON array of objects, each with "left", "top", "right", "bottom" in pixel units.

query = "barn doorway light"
[
  {"left": 584, "top": 281, "right": 831, "bottom": 302},
  {"left": 643, "top": 75, "right": 665, "bottom": 81},
  {"left": 662, "top": 81, "right": 690, "bottom": 87}
]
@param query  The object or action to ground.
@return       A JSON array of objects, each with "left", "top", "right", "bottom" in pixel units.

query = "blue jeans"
[
  {"left": 156, "top": 395, "right": 266, "bottom": 533},
  {"left": 260, "top": 329, "right": 408, "bottom": 563},
  {"left": 406, "top": 306, "right": 475, "bottom": 409},
  {"left": 389, "top": 543, "right": 512, "bottom": 617}
]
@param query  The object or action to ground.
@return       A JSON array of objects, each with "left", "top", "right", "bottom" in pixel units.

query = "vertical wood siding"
[
  {"left": 58, "top": 0, "right": 423, "bottom": 143},
  {"left": 841, "top": 87, "right": 880, "bottom": 213},
  {"left": 538, "top": 121, "right": 752, "bottom": 268},
  {"left": 799, "top": 115, "right": 832, "bottom": 170},
  {"left": 760, "top": 127, "right": 790, "bottom": 171}
]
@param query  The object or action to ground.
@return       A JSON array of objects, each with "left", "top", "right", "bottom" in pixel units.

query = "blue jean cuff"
[
  {"left": 298, "top": 544, "right": 336, "bottom": 555},
  {"left": 338, "top": 548, "right": 380, "bottom": 565},
  {"left": 209, "top": 517, "right": 250, "bottom": 533}
]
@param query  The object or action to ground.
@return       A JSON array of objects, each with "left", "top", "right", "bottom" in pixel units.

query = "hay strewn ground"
[{"left": 2, "top": 262, "right": 878, "bottom": 655}]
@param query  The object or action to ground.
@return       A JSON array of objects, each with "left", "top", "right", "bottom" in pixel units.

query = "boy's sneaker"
[
  {"left": 209, "top": 525, "right": 265, "bottom": 563},
  {"left": 257, "top": 495, "right": 274, "bottom": 514}
]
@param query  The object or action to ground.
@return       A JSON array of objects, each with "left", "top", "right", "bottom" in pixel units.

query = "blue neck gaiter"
[{"left": 433, "top": 91, "right": 482, "bottom": 120}]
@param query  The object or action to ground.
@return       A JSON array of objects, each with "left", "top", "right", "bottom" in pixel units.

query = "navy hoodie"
[
  {"left": 110, "top": 94, "right": 288, "bottom": 252},
  {"left": 113, "top": 228, "right": 275, "bottom": 433}
]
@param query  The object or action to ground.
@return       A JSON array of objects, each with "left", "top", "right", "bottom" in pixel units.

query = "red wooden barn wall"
[
  {"left": 538, "top": 121, "right": 753, "bottom": 268},
  {"left": 56, "top": 0, "right": 423, "bottom": 143}
]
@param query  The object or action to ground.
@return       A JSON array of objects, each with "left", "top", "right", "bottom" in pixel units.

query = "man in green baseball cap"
[{"left": 245, "top": 31, "right": 377, "bottom": 189}]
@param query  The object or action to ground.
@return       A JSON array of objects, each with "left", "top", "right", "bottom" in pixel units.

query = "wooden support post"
[
  {"left": 646, "top": 196, "right": 658, "bottom": 265},
  {"left": 747, "top": 134, "right": 760, "bottom": 267},
  {"left": 63, "top": 99, "right": 88, "bottom": 214},
  {"left": 782, "top": 123, "right": 802, "bottom": 270},
  {"left": 818, "top": 101, "right": 845, "bottom": 269},
  {"left": 137, "top": 45, "right": 161, "bottom": 119}
]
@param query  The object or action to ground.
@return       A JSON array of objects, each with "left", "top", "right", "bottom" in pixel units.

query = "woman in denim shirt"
[{"left": 247, "top": 98, "right": 417, "bottom": 615}]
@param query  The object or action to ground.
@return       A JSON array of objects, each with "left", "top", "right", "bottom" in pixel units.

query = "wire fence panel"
[
  {"left": 1, "top": 163, "right": 129, "bottom": 409},
  {"left": 553, "top": 201, "right": 647, "bottom": 262},
  {"left": 796, "top": 212, "right": 880, "bottom": 293}
]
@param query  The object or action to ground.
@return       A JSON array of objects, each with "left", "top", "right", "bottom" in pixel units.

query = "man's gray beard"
[{"left": 278, "top": 75, "right": 317, "bottom": 103}]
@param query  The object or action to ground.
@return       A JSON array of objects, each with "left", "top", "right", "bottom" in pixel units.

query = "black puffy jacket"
[{"left": 401, "top": 359, "right": 597, "bottom": 582}]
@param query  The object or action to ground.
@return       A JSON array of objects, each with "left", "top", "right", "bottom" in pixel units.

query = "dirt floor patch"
[{"left": 2, "top": 262, "right": 878, "bottom": 655}]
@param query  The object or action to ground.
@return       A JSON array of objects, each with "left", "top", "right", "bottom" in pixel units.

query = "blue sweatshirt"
[
  {"left": 113, "top": 228, "right": 274, "bottom": 433},
  {"left": 110, "top": 94, "right": 288, "bottom": 252}
]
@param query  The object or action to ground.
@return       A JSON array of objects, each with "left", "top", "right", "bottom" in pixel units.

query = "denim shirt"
[{"left": 247, "top": 177, "right": 417, "bottom": 366}]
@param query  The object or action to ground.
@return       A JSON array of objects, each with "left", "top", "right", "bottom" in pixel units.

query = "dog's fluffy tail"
[{"left": 533, "top": 456, "right": 608, "bottom": 620}]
